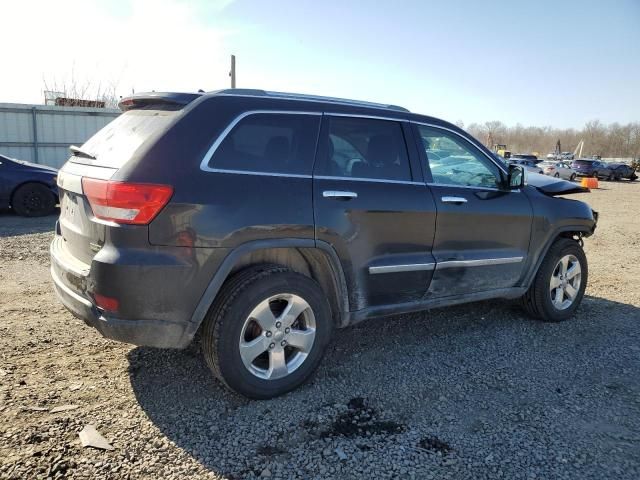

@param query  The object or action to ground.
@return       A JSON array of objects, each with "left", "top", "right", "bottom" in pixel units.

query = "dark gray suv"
[{"left": 51, "top": 89, "right": 597, "bottom": 398}]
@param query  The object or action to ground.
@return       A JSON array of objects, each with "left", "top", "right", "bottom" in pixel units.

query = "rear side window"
[
  {"left": 319, "top": 116, "right": 412, "bottom": 181},
  {"left": 75, "top": 110, "right": 178, "bottom": 168},
  {"left": 209, "top": 113, "right": 321, "bottom": 175}
]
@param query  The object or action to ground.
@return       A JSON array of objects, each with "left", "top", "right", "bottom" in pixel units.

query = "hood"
[{"left": 526, "top": 173, "right": 589, "bottom": 196}]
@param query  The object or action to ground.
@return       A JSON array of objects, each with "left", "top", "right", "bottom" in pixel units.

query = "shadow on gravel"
[
  {"left": 129, "top": 295, "right": 640, "bottom": 478},
  {"left": 0, "top": 210, "right": 58, "bottom": 236}
]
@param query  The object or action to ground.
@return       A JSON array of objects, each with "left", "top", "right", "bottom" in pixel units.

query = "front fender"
[{"left": 520, "top": 187, "right": 596, "bottom": 288}]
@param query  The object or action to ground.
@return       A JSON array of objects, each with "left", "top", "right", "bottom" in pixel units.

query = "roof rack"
[{"left": 212, "top": 88, "right": 410, "bottom": 113}]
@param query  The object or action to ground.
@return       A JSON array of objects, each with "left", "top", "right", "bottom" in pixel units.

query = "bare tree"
[
  {"left": 463, "top": 120, "right": 640, "bottom": 159},
  {"left": 43, "top": 66, "right": 121, "bottom": 108}
]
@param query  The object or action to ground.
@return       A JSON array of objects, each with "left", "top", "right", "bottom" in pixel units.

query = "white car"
[
  {"left": 509, "top": 159, "right": 544, "bottom": 175},
  {"left": 540, "top": 161, "right": 577, "bottom": 181}
]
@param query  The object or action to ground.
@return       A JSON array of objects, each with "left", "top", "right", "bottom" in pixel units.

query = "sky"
[{"left": 1, "top": 0, "right": 638, "bottom": 128}]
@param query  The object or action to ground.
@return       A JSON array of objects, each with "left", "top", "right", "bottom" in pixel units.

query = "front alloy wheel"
[
  {"left": 520, "top": 238, "right": 588, "bottom": 322},
  {"left": 549, "top": 254, "right": 582, "bottom": 310}
]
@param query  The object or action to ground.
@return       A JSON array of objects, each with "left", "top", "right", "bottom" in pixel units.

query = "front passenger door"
[{"left": 414, "top": 125, "right": 533, "bottom": 297}]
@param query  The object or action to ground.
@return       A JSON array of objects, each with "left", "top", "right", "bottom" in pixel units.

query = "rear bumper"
[
  {"left": 50, "top": 236, "right": 195, "bottom": 349},
  {"left": 51, "top": 263, "right": 190, "bottom": 348}
]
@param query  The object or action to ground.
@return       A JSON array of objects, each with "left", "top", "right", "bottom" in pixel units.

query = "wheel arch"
[
  {"left": 186, "top": 239, "right": 349, "bottom": 340},
  {"left": 521, "top": 226, "right": 593, "bottom": 289}
]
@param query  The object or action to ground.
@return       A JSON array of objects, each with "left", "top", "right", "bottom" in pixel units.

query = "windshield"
[
  {"left": 71, "top": 109, "right": 179, "bottom": 168},
  {"left": 573, "top": 160, "right": 593, "bottom": 166}
]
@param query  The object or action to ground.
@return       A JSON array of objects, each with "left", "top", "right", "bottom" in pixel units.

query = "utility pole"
[{"left": 229, "top": 55, "right": 236, "bottom": 88}]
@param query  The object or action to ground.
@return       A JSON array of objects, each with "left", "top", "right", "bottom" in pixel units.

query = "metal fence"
[{"left": 0, "top": 103, "right": 120, "bottom": 169}]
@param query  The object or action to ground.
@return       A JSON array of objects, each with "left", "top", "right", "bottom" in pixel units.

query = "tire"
[
  {"left": 570, "top": 173, "right": 576, "bottom": 181},
  {"left": 592, "top": 171, "right": 598, "bottom": 178},
  {"left": 201, "top": 264, "right": 333, "bottom": 399},
  {"left": 554, "top": 172, "right": 560, "bottom": 178},
  {"left": 11, "top": 183, "right": 56, "bottom": 217},
  {"left": 607, "top": 173, "right": 614, "bottom": 181},
  {"left": 520, "top": 238, "right": 588, "bottom": 322}
]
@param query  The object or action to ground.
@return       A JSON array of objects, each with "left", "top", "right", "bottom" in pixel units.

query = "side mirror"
[{"left": 507, "top": 164, "right": 526, "bottom": 189}]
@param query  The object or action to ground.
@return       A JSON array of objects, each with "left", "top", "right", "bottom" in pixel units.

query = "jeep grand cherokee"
[{"left": 51, "top": 89, "right": 597, "bottom": 398}]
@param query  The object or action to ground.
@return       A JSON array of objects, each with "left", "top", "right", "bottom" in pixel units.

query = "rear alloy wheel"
[
  {"left": 570, "top": 173, "right": 576, "bottom": 181},
  {"left": 202, "top": 265, "right": 333, "bottom": 399},
  {"left": 520, "top": 238, "right": 588, "bottom": 322},
  {"left": 11, "top": 182, "right": 56, "bottom": 217},
  {"left": 239, "top": 293, "right": 316, "bottom": 380}
]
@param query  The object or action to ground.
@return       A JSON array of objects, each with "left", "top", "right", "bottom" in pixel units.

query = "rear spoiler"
[{"left": 118, "top": 92, "right": 203, "bottom": 111}]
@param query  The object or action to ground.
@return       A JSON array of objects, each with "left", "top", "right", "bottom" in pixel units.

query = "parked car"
[
  {"left": 50, "top": 89, "right": 597, "bottom": 398},
  {"left": 511, "top": 153, "right": 539, "bottom": 162},
  {"left": 0, "top": 154, "right": 58, "bottom": 216},
  {"left": 560, "top": 152, "right": 574, "bottom": 160},
  {"left": 571, "top": 159, "right": 616, "bottom": 180},
  {"left": 546, "top": 152, "right": 558, "bottom": 160},
  {"left": 540, "top": 161, "right": 577, "bottom": 181},
  {"left": 509, "top": 158, "right": 544, "bottom": 174},
  {"left": 607, "top": 163, "right": 638, "bottom": 181}
]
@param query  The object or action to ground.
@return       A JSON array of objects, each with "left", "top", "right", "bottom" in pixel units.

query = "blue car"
[
  {"left": 571, "top": 159, "right": 615, "bottom": 180},
  {"left": 0, "top": 154, "right": 58, "bottom": 216}
]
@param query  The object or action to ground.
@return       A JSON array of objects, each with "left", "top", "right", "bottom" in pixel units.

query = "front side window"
[
  {"left": 416, "top": 126, "right": 503, "bottom": 189},
  {"left": 320, "top": 116, "right": 412, "bottom": 181},
  {"left": 210, "top": 113, "right": 320, "bottom": 175}
]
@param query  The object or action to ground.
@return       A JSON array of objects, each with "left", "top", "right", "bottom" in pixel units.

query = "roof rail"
[{"left": 212, "top": 89, "right": 410, "bottom": 112}]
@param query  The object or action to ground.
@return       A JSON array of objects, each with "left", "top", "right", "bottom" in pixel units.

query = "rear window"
[
  {"left": 320, "top": 116, "right": 412, "bottom": 181},
  {"left": 209, "top": 113, "right": 321, "bottom": 175},
  {"left": 71, "top": 110, "right": 178, "bottom": 168}
]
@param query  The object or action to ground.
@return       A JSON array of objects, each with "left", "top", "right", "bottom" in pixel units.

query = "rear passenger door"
[
  {"left": 182, "top": 111, "right": 322, "bottom": 248},
  {"left": 413, "top": 124, "right": 533, "bottom": 297},
  {"left": 313, "top": 114, "right": 437, "bottom": 310}
]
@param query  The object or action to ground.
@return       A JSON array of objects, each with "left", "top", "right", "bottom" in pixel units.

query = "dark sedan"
[
  {"left": 571, "top": 159, "right": 616, "bottom": 180},
  {"left": 608, "top": 163, "right": 638, "bottom": 181},
  {"left": 0, "top": 154, "right": 58, "bottom": 216}
]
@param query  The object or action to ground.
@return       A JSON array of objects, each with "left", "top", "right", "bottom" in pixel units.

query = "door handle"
[
  {"left": 441, "top": 196, "right": 467, "bottom": 204},
  {"left": 323, "top": 190, "right": 358, "bottom": 200}
]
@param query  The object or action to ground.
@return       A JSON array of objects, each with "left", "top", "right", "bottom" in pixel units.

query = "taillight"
[{"left": 81, "top": 178, "right": 173, "bottom": 225}]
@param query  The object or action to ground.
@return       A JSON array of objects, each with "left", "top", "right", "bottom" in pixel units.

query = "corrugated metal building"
[{"left": 0, "top": 103, "right": 120, "bottom": 168}]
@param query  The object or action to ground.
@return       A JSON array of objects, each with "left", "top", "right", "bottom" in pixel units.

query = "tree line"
[{"left": 460, "top": 120, "right": 640, "bottom": 159}]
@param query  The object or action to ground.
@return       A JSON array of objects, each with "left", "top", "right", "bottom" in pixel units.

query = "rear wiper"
[{"left": 70, "top": 145, "right": 96, "bottom": 160}]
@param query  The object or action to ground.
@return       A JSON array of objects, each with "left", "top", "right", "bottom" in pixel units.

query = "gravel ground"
[{"left": 1, "top": 181, "right": 639, "bottom": 480}]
